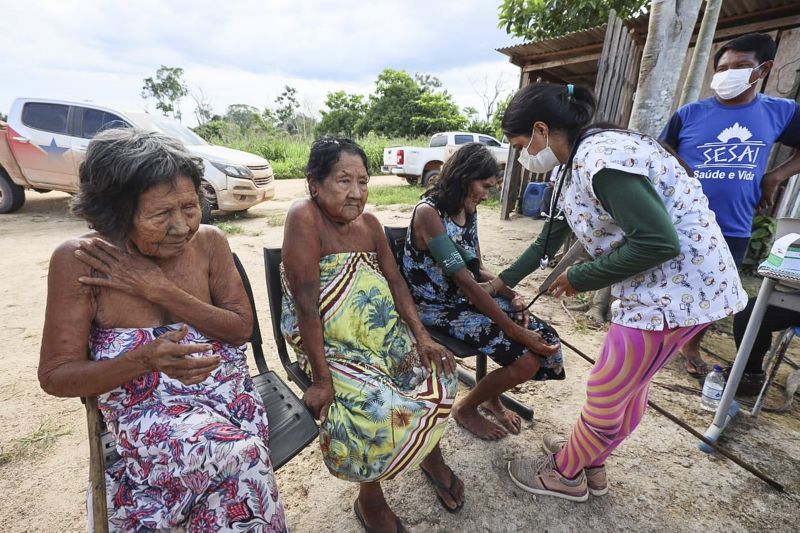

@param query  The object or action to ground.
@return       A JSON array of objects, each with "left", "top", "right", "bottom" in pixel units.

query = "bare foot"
[
  {"left": 481, "top": 398, "right": 521, "bottom": 434},
  {"left": 453, "top": 401, "right": 506, "bottom": 440}
]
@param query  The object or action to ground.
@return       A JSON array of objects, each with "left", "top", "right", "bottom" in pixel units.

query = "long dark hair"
[{"left": 425, "top": 143, "right": 498, "bottom": 216}]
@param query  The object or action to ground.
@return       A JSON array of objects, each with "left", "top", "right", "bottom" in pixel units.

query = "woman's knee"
[{"left": 510, "top": 352, "right": 540, "bottom": 379}]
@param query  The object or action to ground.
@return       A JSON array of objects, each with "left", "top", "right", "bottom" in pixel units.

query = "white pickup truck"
[
  {"left": 0, "top": 98, "right": 275, "bottom": 220},
  {"left": 382, "top": 131, "right": 509, "bottom": 186}
]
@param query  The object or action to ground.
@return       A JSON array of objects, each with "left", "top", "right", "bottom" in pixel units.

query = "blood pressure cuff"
[{"left": 428, "top": 233, "right": 481, "bottom": 277}]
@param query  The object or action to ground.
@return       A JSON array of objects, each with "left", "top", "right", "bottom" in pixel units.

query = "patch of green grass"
[
  {"left": 368, "top": 185, "right": 426, "bottom": 206},
  {"left": 212, "top": 221, "right": 245, "bottom": 235},
  {"left": 217, "top": 133, "right": 427, "bottom": 179},
  {"left": 0, "top": 419, "right": 70, "bottom": 466},
  {"left": 367, "top": 184, "right": 499, "bottom": 209}
]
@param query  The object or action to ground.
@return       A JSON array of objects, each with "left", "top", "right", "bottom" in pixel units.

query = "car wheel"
[
  {"left": 422, "top": 169, "right": 440, "bottom": 188},
  {"left": 200, "top": 181, "right": 216, "bottom": 223},
  {"left": 0, "top": 170, "right": 25, "bottom": 214}
]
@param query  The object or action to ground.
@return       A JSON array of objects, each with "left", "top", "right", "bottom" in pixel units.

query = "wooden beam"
[
  {"left": 713, "top": 14, "right": 800, "bottom": 41},
  {"left": 522, "top": 52, "right": 601, "bottom": 72}
]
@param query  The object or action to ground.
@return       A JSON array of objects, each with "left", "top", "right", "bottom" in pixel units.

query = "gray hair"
[{"left": 71, "top": 128, "right": 204, "bottom": 241}]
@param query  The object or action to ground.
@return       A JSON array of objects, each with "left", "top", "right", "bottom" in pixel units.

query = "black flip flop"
[
  {"left": 353, "top": 497, "right": 408, "bottom": 533},
  {"left": 420, "top": 467, "right": 465, "bottom": 513}
]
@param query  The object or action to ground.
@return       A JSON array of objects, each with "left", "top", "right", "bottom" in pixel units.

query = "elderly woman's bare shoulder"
[
  {"left": 286, "top": 198, "right": 321, "bottom": 224},
  {"left": 49, "top": 232, "right": 104, "bottom": 268}
]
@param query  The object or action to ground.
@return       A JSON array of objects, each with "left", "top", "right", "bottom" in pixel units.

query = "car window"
[
  {"left": 479, "top": 136, "right": 501, "bottom": 147},
  {"left": 81, "top": 108, "right": 130, "bottom": 138},
  {"left": 21, "top": 102, "right": 69, "bottom": 134},
  {"left": 454, "top": 134, "right": 473, "bottom": 145},
  {"left": 430, "top": 135, "right": 447, "bottom": 147}
]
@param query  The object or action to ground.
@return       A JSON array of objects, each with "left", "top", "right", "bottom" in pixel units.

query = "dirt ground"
[{"left": 1, "top": 176, "right": 799, "bottom": 532}]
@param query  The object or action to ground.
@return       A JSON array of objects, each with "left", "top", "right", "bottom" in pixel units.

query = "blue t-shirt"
[{"left": 659, "top": 94, "right": 800, "bottom": 237}]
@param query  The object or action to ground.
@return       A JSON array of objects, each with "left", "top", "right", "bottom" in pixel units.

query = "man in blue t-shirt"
[{"left": 660, "top": 33, "right": 800, "bottom": 377}]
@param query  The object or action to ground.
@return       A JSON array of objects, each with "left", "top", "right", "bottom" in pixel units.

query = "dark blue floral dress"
[{"left": 401, "top": 198, "right": 564, "bottom": 380}]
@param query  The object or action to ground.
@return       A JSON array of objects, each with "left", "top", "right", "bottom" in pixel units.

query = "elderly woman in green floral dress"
[{"left": 280, "top": 138, "right": 463, "bottom": 532}]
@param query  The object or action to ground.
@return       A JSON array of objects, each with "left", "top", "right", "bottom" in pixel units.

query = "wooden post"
[
  {"left": 500, "top": 70, "right": 530, "bottom": 219},
  {"left": 86, "top": 397, "right": 109, "bottom": 533}
]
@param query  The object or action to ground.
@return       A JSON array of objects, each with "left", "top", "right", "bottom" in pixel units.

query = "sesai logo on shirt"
[{"left": 695, "top": 123, "right": 765, "bottom": 181}]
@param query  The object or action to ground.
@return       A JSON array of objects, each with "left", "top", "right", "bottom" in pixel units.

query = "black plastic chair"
[
  {"left": 94, "top": 253, "right": 317, "bottom": 473},
  {"left": 264, "top": 247, "right": 312, "bottom": 391},
  {"left": 384, "top": 226, "right": 533, "bottom": 420}
]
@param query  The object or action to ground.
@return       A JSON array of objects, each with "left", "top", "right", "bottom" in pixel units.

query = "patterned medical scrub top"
[{"left": 560, "top": 130, "right": 748, "bottom": 331}]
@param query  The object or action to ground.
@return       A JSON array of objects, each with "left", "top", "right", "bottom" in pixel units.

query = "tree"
[
  {"left": 415, "top": 73, "right": 443, "bottom": 93},
  {"left": 679, "top": 0, "right": 723, "bottom": 106},
  {"left": 274, "top": 85, "right": 300, "bottom": 134},
  {"left": 498, "top": 0, "right": 649, "bottom": 41},
  {"left": 358, "top": 69, "right": 422, "bottom": 137},
  {"left": 316, "top": 91, "right": 368, "bottom": 138},
  {"left": 628, "top": 0, "right": 703, "bottom": 136},
  {"left": 586, "top": 0, "right": 704, "bottom": 324},
  {"left": 0, "top": 111, "right": 7, "bottom": 122},
  {"left": 190, "top": 87, "right": 214, "bottom": 126},
  {"left": 412, "top": 92, "right": 468, "bottom": 135},
  {"left": 141, "top": 65, "right": 189, "bottom": 121},
  {"left": 224, "top": 104, "right": 266, "bottom": 132}
]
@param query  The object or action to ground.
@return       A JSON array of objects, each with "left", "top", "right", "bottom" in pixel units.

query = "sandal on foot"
[
  {"left": 684, "top": 356, "right": 709, "bottom": 377},
  {"left": 353, "top": 498, "right": 407, "bottom": 533},
  {"left": 421, "top": 467, "right": 464, "bottom": 513}
]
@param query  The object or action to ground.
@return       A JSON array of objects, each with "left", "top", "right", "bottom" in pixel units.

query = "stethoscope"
[{"left": 511, "top": 127, "right": 629, "bottom": 314}]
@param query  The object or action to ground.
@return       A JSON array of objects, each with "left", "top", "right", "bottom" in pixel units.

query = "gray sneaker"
[
  {"left": 507, "top": 454, "right": 589, "bottom": 502},
  {"left": 542, "top": 434, "right": 608, "bottom": 496}
]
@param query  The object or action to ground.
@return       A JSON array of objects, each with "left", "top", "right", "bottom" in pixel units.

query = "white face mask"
[
  {"left": 710, "top": 63, "right": 764, "bottom": 100},
  {"left": 518, "top": 131, "right": 560, "bottom": 174}
]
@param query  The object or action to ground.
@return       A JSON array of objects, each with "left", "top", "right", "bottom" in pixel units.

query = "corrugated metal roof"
[{"left": 499, "top": 0, "right": 800, "bottom": 66}]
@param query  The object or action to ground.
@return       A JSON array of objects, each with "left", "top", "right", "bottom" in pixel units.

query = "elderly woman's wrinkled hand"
[
  {"left": 75, "top": 238, "right": 169, "bottom": 300},
  {"left": 510, "top": 293, "right": 531, "bottom": 328},
  {"left": 416, "top": 335, "right": 456, "bottom": 376},
  {"left": 140, "top": 325, "right": 220, "bottom": 385},
  {"left": 303, "top": 381, "right": 335, "bottom": 423},
  {"left": 514, "top": 328, "right": 560, "bottom": 358}
]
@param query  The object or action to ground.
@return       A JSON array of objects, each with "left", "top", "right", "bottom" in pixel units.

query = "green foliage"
[
  {"left": 193, "top": 120, "right": 241, "bottom": 144},
  {"left": 316, "top": 91, "right": 368, "bottom": 138},
  {"left": 274, "top": 85, "right": 300, "bottom": 133},
  {"left": 212, "top": 130, "right": 425, "bottom": 179},
  {"left": 742, "top": 215, "right": 777, "bottom": 271},
  {"left": 411, "top": 92, "right": 467, "bottom": 135},
  {"left": 359, "top": 69, "right": 422, "bottom": 137},
  {"left": 498, "top": 0, "right": 649, "bottom": 41},
  {"left": 0, "top": 111, "right": 7, "bottom": 122},
  {"left": 357, "top": 68, "right": 469, "bottom": 137},
  {"left": 224, "top": 104, "right": 269, "bottom": 133},
  {"left": 141, "top": 65, "right": 189, "bottom": 120}
]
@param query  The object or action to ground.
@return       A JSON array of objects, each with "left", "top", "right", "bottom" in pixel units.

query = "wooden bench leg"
[{"left": 455, "top": 356, "right": 535, "bottom": 421}]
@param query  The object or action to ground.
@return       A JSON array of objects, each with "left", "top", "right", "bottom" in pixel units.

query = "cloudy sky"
[{"left": 1, "top": 0, "right": 524, "bottom": 125}]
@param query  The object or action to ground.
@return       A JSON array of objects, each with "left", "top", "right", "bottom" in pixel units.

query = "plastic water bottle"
[{"left": 700, "top": 364, "right": 726, "bottom": 411}]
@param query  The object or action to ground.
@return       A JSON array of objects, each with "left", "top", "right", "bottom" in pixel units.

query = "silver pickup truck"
[
  {"left": 382, "top": 131, "right": 509, "bottom": 186},
  {"left": 0, "top": 98, "right": 275, "bottom": 220}
]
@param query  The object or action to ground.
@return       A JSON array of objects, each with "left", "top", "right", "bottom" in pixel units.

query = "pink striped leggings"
[{"left": 555, "top": 323, "right": 706, "bottom": 478}]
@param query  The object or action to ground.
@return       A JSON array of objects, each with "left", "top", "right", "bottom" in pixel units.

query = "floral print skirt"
[{"left": 90, "top": 324, "right": 286, "bottom": 532}]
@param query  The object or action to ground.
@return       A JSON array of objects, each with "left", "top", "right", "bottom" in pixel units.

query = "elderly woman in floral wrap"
[{"left": 39, "top": 129, "right": 286, "bottom": 532}]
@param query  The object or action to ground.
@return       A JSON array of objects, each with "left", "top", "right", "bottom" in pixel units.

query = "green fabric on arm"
[
  {"left": 498, "top": 216, "right": 571, "bottom": 288},
  {"left": 567, "top": 168, "right": 681, "bottom": 292},
  {"left": 427, "top": 233, "right": 466, "bottom": 276}
]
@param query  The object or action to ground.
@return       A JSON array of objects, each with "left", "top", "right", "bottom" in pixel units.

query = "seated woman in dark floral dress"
[{"left": 402, "top": 143, "right": 563, "bottom": 441}]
